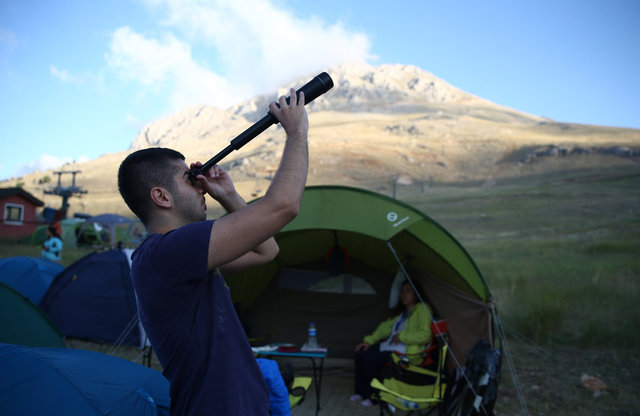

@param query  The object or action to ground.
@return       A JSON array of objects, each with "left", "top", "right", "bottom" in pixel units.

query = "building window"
[{"left": 4, "top": 203, "right": 24, "bottom": 225}]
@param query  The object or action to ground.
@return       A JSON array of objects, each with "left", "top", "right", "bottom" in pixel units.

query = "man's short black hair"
[{"left": 118, "top": 147, "right": 185, "bottom": 225}]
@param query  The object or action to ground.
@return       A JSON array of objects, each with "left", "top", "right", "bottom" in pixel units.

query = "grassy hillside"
[
  {"left": 396, "top": 164, "right": 640, "bottom": 350},
  {"left": 2, "top": 163, "right": 638, "bottom": 414},
  {"left": 393, "top": 164, "right": 640, "bottom": 415},
  {"left": 2, "top": 105, "right": 638, "bottom": 219}
]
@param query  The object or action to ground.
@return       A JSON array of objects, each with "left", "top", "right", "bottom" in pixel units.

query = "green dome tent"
[
  {"left": 225, "top": 186, "right": 497, "bottom": 363},
  {"left": 0, "top": 282, "right": 65, "bottom": 348},
  {"left": 75, "top": 214, "right": 145, "bottom": 248},
  {"left": 30, "top": 218, "right": 83, "bottom": 249}
]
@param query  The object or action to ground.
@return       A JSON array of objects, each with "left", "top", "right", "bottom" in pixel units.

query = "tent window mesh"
[{"left": 278, "top": 268, "right": 376, "bottom": 295}]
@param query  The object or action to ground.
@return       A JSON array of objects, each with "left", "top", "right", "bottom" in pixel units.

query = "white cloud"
[
  {"left": 106, "top": 26, "right": 237, "bottom": 109},
  {"left": 153, "top": 0, "right": 373, "bottom": 85},
  {"left": 107, "top": 0, "right": 373, "bottom": 109},
  {"left": 17, "top": 154, "right": 89, "bottom": 176},
  {"left": 50, "top": 65, "right": 104, "bottom": 88},
  {"left": 50, "top": 65, "right": 81, "bottom": 84},
  {"left": 107, "top": 27, "right": 187, "bottom": 86}
]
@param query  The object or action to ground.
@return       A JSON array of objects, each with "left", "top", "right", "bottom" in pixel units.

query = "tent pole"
[{"left": 385, "top": 240, "right": 491, "bottom": 416}]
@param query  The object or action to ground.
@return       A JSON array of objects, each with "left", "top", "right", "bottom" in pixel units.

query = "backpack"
[{"left": 442, "top": 339, "right": 501, "bottom": 416}]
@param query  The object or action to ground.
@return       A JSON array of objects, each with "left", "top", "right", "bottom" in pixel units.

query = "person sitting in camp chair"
[
  {"left": 370, "top": 318, "right": 449, "bottom": 415},
  {"left": 351, "top": 280, "right": 432, "bottom": 407}
]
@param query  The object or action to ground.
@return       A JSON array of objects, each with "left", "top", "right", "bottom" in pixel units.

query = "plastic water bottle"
[
  {"left": 399, "top": 399, "right": 419, "bottom": 410},
  {"left": 308, "top": 322, "right": 318, "bottom": 348}
]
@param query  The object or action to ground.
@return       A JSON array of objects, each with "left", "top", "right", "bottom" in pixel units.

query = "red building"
[{"left": 0, "top": 188, "right": 45, "bottom": 239}]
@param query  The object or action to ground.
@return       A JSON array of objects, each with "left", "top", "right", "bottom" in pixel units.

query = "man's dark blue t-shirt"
[{"left": 131, "top": 220, "right": 269, "bottom": 415}]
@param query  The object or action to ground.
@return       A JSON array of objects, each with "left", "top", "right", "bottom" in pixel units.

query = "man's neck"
[{"left": 147, "top": 216, "right": 186, "bottom": 235}]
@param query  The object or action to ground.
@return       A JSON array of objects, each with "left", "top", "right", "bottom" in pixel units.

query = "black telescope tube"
[{"left": 190, "top": 72, "right": 333, "bottom": 178}]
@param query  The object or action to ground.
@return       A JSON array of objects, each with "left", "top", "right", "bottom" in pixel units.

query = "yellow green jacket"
[{"left": 363, "top": 304, "right": 432, "bottom": 365}]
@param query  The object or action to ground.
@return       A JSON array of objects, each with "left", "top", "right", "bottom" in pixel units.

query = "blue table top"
[{"left": 253, "top": 344, "right": 329, "bottom": 358}]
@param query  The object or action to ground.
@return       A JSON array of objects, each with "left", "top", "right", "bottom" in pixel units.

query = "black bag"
[{"left": 441, "top": 339, "right": 501, "bottom": 416}]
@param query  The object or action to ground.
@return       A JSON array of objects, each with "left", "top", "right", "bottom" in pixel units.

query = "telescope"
[{"left": 189, "top": 72, "right": 334, "bottom": 178}]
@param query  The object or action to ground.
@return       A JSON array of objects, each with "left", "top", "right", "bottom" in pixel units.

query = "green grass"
[
  {"left": 2, "top": 164, "right": 639, "bottom": 415},
  {"left": 394, "top": 165, "right": 640, "bottom": 353},
  {"left": 392, "top": 165, "right": 640, "bottom": 415},
  {"left": 462, "top": 237, "right": 640, "bottom": 348},
  {"left": 0, "top": 238, "right": 96, "bottom": 267}
]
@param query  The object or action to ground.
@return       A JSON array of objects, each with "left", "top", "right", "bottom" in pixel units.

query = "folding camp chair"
[
  {"left": 370, "top": 319, "right": 449, "bottom": 415},
  {"left": 289, "top": 376, "right": 312, "bottom": 410}
]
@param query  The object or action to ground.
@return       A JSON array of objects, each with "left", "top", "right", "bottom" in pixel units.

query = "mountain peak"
[
  {"left": 130, "top": 105, "right": 247, "bottom": 151},
  {"left": 229, "top": 63, "right": 476, "bottom": 121},
  {"left": 131, "top": 63, "right": 477, "bottom": 151}
]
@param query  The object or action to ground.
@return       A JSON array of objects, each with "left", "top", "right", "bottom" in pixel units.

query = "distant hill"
[{"left": 3, "top": 63, "right": 639, "bottom": 217}]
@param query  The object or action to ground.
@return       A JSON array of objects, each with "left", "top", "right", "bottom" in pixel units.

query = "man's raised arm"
[{"left": 195, "top": 88, "right": 309, "bottom": 271}]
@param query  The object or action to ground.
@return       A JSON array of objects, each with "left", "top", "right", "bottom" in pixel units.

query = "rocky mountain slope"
[{"left": 4, "top": 63, "right": 639, "bottom": 218}]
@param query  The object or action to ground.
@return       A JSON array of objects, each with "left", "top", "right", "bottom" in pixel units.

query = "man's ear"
[{"left": 150, "top": 186, "right": 173, "bottom": 209}]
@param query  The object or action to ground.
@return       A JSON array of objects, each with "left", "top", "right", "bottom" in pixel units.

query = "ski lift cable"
[
  {"left": 386, "top": 240, "right": 490, "bottom": 416},
  {"left": 494, "top": 314, "right": 530, "bottom": 416}
]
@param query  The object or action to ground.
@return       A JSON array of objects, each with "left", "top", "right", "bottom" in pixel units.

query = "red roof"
[{"left": 0, "top": 188, "right": 45, "bottom": 206}]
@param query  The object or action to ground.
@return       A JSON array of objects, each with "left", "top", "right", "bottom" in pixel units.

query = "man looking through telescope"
[{"left": 117, "top": 88, "right": 308, "bottom": 415}]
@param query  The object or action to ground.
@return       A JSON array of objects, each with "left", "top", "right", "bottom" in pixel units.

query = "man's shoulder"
[
  {"left": 131, "top": 234, "right": 164, "bottom": 270},
  {"left": 132, "top": 233, "right": 159, "bottom": 255},
  {"left": 149, "top": 220, "right": 214, "bottom": 241}
]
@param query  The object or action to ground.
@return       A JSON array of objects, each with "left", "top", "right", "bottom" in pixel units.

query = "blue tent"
[
  {"left": 0, "top": 256, "right": 64, "bottom": 304},
  {"left": 39, "top": 249, "right": 142, "bottom": 346},
  {"left": 0, "top": 343, "right": 170, "bottom": 415}
]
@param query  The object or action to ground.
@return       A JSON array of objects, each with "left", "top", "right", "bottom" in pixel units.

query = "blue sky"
[{"left": 1, "top": 0, "right": 638, "bottom": 181}]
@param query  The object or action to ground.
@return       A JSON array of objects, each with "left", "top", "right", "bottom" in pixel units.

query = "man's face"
[{"left": 170, "top": 160, "right": 207, "bottom": 223}]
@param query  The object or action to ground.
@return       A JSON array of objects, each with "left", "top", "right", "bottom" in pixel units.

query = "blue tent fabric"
[
  {"left": 257, "top": 358, "right": 292, "bottom": 416},
  {"left": 0, "top": 342, "right": 170, "bottom": 415},
  {"left": 0, "top": 256, "right": 63, "bottom": 304},
  {"left": 39, "top": 249, "right": 141, "bottom": 346}
]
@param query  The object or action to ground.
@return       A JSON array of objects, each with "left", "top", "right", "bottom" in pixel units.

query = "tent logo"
[{"left": 386, "top": 212, "right": 410, "bottom": 227}]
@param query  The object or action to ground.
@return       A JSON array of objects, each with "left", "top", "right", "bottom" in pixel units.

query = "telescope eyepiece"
[{"left": 297, "top": 72, "right": 333, "bottom": 105}]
